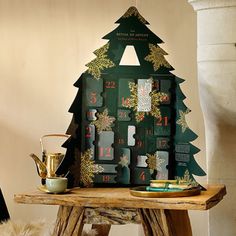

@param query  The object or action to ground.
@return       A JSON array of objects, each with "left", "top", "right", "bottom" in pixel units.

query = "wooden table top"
[{"left": 14, "top": 184, "right": 226, "bottom": 210}]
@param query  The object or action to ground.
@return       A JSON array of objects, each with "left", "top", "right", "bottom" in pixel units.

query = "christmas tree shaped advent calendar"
[{"left": 57, "top": 7, "right": 206, "bottom": 187}]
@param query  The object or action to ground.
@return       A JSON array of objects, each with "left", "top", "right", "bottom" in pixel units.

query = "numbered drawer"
[
  {"left": 118, "top": 78, "right": 135, "bottom": 108},
  {"left": 160, "top": 80, "right": 171, "bottom": 104},
  {"left": 85, "top": 77, "right": 103, "bottom": 107},
  {"left": 94, "top": 174, "right": 116, "bottom": 184},
  {"left": 154, "top": 107, "right": 171, "bottom": 136},
  {"left": 133, "top": 168, "right": 151, "bottom": 185},
  {"left": 97, "top": 131, "right": 114, "bottom": 160}
]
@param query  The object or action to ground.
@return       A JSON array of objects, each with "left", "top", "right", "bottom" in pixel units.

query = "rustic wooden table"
[{"left": 14, "top": 184, "right": 226, "bottom": 236}]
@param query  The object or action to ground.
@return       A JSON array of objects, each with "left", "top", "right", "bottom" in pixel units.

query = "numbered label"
[
  {"left": 154, "top": 107, "right": 171, "bottom": 136},
  {"left": 156, "top": 137, "right": 170, "bottom": 150},
  {"left": 94, "top": 174, "right": 116, "bottom": 184},
  {"left": 160, "top": 80, "right": 171, "bottom": 104},
  {"left": 117, "top": 109, "right": 131, "bottom": 121},
  {"left": 134, "top": 168, "right": 151, "bottom": 185},
  {"left": 105, "top": 81, "right": 116, "bottom": 89},
  {"left": 85, "top": 124, "right": 95, "bottom": 159},
  {"left": 99, "top": 147, "right": 112, "bottom": 158},
  {"left": 118, "top": 79, "right": 134, "bottom": 108}
]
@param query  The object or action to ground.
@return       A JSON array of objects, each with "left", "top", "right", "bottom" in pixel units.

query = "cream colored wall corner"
[
  {"left": 189, "top": 1, "right": 236, "bottom": 236},
  {"left": 0, "top": 1, "right": 206, "bottom": 235}
]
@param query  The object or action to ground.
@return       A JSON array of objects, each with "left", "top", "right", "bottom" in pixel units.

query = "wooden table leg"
[
  {"left": 139, "top": 209, "right": 192, "bottom": 236},
  {"left": 164, "top": 210, "right": 192, "bottom": 236},
  {"left": 53, "top": 206, "right": 85, "bottom": 236},
  {"left": 92, "top": 224, "right": 111, "bottom": 236}
]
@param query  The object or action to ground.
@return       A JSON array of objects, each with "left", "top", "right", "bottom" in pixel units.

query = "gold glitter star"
[
  {"left": 91, "top": 109, "right": 115, "bottom": 133},
  {"left": 176, "top": 109, "right": 190, "bottom": 133},
  {"left": 124, "top": 78, "right": 167, "bottom": 122},
  {"left": 144, "top": 44, "right": 171, "bottom": 71},
  {"left": 80, "top": 149, "right": 104, "bottom": 187},
  {"left": 118, "top": 154, "right": 129, "bottom": 167},
  {"left": 86, "top": 43, "right": 115, "bottom": 79},
  {"left": 146, "top": 153, "right": 165, "bottom": 174}
]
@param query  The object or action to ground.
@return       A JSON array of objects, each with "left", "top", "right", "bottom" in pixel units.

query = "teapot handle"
[{"left": 40, "top": 134, "right": 70, "bottom": 153}]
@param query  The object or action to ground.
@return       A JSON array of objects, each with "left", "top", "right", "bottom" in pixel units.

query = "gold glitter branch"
[
  {"left": 145, "top": 44, "right": 171, "bottom": 71},
  {"left": 122, "top": 6, "right": 148, "bottom": 24},
  {"left": 175, "top": 170, "right": 198, "bottom": 187},
  {"left": 86, "top": 43, "right": 115, "bottom": 79},
  {"left": 176, "top": 108, "right": 190, "bottom": 133},
  {"left": 80, "top": 149, "right": 104, "bottom": 187}
]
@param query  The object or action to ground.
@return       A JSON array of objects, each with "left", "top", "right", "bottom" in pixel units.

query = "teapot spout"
[{"left": 29, "top": 153, "right": 47, "bottom": 179}]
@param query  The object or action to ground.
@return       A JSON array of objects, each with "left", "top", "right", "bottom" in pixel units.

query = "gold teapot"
[{"left": 30, "top": 134, "right": 70, "bottom": 179}]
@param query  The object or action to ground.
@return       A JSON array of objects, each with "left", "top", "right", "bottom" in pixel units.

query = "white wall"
[
  {"left": 189, "top": 1, "right": 236, "bottom": 236},
  {"left": 0, "top": 0, "right": 207, "bottom": 235}
]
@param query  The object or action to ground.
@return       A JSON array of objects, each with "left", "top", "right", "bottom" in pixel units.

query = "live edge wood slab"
[{"left": 14, "top": 185, "right": 226, "bottom": 236}]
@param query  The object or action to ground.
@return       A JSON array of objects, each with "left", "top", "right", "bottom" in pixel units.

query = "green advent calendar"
[{"left": 57, "top": 7, "right": 206, "bottom": 187}]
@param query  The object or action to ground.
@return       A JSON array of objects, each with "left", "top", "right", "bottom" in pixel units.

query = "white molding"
[
  {"left": 198, "top": 44, "right": 236, "bottom": 62},
  {"left": 188, "top": 0, "right": 236, "bottom": 11}
]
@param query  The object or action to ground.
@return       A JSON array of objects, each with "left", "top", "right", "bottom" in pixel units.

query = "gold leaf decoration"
[
  {"left": 175, "top": 170, "right": 198, "bottom": 187},
  {"left": 145, "top": 44, "right": 171, "bottom": 71},
  {"left": 80, "top": 149, "right": 104, "bottom": 187},
  {"left": 176, "top": 109, "right": 190, "bottom": 133},
  {"left": 91, "top": 109, "right": 115, "bottom": 133},
  {"left": 86, "top": 43, "right": 115, "bottom": 79},
  {"left": 123, "top": 79, "right": 167, "bottom": 122},
  {"left": 146, "top": 153, "right": 165, "bottom": 174},
  {"left": 122, "top": 6, "right": 148, "bottom": 24}
]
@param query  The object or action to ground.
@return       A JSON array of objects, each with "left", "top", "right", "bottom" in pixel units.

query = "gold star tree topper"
[
  {"left": 176, "top": 108, "right": 190, "bottom": 133},
  {"left": 145, "top": 43, "right": 171, "bottom": 71},
  {"left": 86, "top": 43, "right": 115, "bottom": 79},
  {"left": 91, "top": 109, "right": 116, "bottom": 133}
]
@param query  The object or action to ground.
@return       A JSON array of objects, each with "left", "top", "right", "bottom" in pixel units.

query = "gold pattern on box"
[
  {"left": 122, "top": 6, "right": 148, "bottom": 24},
  {"left": 80, "top": 149, "right": 104, "bottom": 186},
  {"left": 145, "top": 44, "right": 171, "bottom": 71},
  {"left": 119, "top": 154, "right": 129, "bottom": 167},
  {"left": 176, "top": 108, "right": 190, "bottom": 133},
  {"left": 91, "top": 109, "right": 115, "bottom": 133},
  {"left": 124, "top": 79, "right": 167, "bottom": 122},
  {"left": 146, "top": 153, "right": 165, "bottom": 174},
  {"left": 86, "top": 43, "right": 115, "bottom": 79}
]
